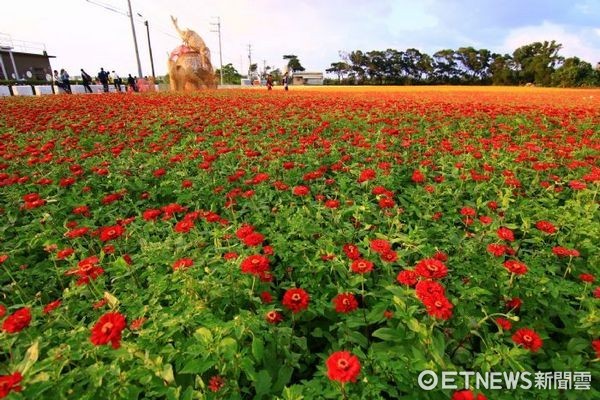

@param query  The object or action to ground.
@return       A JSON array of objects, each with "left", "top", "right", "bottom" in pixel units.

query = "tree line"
[{"left": 325, "top": 40, "right": 600, "bottom": 87}]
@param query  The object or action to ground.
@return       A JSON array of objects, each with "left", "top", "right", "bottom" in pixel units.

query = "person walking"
[
  {"left": 80, "top": 69, "right": 93, "bottom": 93},
  {"left": 98, "top": 67, "right": 110, "bottom": 92},
  {"left": 127, "top": 74, "right": 137, "bottom": 92},
  {"left": 111, "top": 71, "right": 122, "bottom": 92},
  {"left": 53, "top": 70, "right": 66, "bottom": 93},
  {"left": 266, "top": 74, "right": 273, "bottom": 90},
  {"left": 60, "top": 69, "right": 72, "bottom": 94}
]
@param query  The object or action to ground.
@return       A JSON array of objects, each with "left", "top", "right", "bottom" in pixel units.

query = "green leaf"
[
  {"left": 252, "top": 337, "right": 265, "bottom": 362},
  {"left": 371, "top": 328, "right": 400, "bottom": 342},
  {"left": 180, "top": 359, "right": 213, "bottom": 375},
  {"left": 254, "top": 370, "right": 272, "bottom": 397}
]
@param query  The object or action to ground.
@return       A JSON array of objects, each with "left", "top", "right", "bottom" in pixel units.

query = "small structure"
[
  {"left": 291, "top": 72, "right": 324, "bottom": 85},
  {"left": 0, "top": 34, "right": 54, "bottom": 81}
]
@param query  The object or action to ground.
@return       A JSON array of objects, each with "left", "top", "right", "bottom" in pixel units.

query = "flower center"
[
  {"left": 337, "top": 358, "right": 349, "bottom": 370},
  {"left": 292, "top": 293, "right": 301, "bottom": 302},
  {"left": 101, "top": 322, "right": 113, "bottom": 334},
  {"left": 435, "top": 301, "right": 442, "bottom": 308},
  {"left": 523, "top": 335, "right": 532, "bottom": 342}
]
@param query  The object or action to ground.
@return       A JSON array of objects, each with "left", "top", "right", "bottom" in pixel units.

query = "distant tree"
[
  {"left": 512, "top": 40, "right": 563, "bottom": 85},
  {"left": 551, "top": 57, "right": 599, "bottom": 87},
  {"left": 347, "top": 50, "right": 368, "bottom": 83},
  {"left": 403, "top": 48, "right": 432, "bottom": 81},
  {"left": 455, "top": 47, "right": 492, "bottom": 82},
  {"left": 489, "top": 53, "right": 516, "bottom": 85},
  {"left": 283, "top": 55, "right": 305, "bottom": 72},
  {"left": 433, "top": 49, "right": 460, "bottom": 83},
  {"left": 326, "top": 61, "right": 350, "bottom": 81},
  {"left": 366, "top": 50, "right": 386, "bottom": 83},
  {"left": 215, "top": 63, "right": 242, "bottom": 84}
]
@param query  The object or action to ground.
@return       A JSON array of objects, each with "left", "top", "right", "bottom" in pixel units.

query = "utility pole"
[
  {"left": 127, "top": 0, "right": 143, "bottom": 77},
  {"left": 210, "top": 17, "right": 223, "bottom": 86},
  {"left": 144, "top": 20, "right": 155, "bottom": 79},
  {"left": 247, "top": 44, "right": 252, "bottom": 77},
  {"left": 262, "top": 59, "right": 266, "bottom": 78}
]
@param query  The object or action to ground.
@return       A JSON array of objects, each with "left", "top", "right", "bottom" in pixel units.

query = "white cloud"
[{"left": 501, "top": 21, "right": 600, "bottom": 63}]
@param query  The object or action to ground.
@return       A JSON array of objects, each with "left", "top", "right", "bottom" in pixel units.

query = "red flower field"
[{"left": 0, "top": 87, "right": 598, "bottom": 399}]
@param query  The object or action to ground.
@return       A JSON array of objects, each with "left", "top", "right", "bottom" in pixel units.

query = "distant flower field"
[{"left": 0, "top": 87, "right": 599, "bottom": 399}]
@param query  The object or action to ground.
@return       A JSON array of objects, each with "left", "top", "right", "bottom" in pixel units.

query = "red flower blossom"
[
  {"left": 411, "top": 169, "right": 425, "bottom": 183},
  {"left": 497, "top": 227, "right": 515, "bottom": 242},
  {"left": 535, "top": 220, "right": 556, "bottom": 234},
  {"left": 423, "top": 294, "right": 453, "bottom": 320},
  {"left": 503, "top": 260, "right": 528, "bottom": 275},
  {"left": 460, "top": 206, "right": 476, "bottom": 217},
  {"left": 292, "top": 185, "right": 310, "bottom": 196},
  {"left": 568, "top": 180, "right": 586, "bottom": 190},
  {"left": 98, "top": 225, "right": 124, "bottom": 242},
  {"left": 433, "top": 251, "right": 448, "bottom": 262},
  {"left": 0, "top": 372, "right": 23, "bottom": 398},
  {"left": 478, "top": 215, "right": 493, "bottom": 225},
  {"left": 240, "top": 254, "right": 270, "bottom": 275},
  {"left": 495, "top": 317, "right": 512, "bottom": 331},
  {"left": 2, "top": 307, "right": 31, "bottom": 333},
  {"left": 333, "top": 293, "right": 359, "bottom": 313},
  {"left": 0, "top": 255, "right": 7, "bottom": 264},
  {"left": 43, "top": 300, "right": 61, "bottom": 314},
  {"left": 324, "top": 199, "right": 340, "bottom": 209},
  {"left": 452, "top": 390, "right": 487, "bottom": 400},
  {"left": 397, "top": 270, "right": 418, "bottom": 286},
  {"left": 236, "top": 225, "right": 254, "bottom": 239},
  {"left": 343, "top": 244, "right": 361, "bottom": 260},
  {"left": 325, "top": 351, "right": 361, "bottom": 383},
  {"left": 512, "top": 328, "right": 543, "bottom": 352},
  {"left": 90, "top": 312, "right": 127, "bottom": 349},
  {"left": 173, "top": 258, "right": 194, "bottom": 270},
  {"left": 415, "top": 258, "right": 448, "bottom": 279},
  {"left": 580, "top": 273, "right": 595, "bottom": 283},
  {"left": 592, "top": 339, "right": 600, "bottom": 358},
  {"left": 552, "top": 246, "right": 580, "bottom": 257},
  {"left": 260, "top": 291, "right": 273, "bottom": 304},
  {"left": 66, "top": 256, "right": 104, "bottom": 285},
  {"left": 56, "top": 248, "right": 75, "bottom": 259},
  {"left": 282, "top": 288, "right": 310, "bottom": 313},
  {"left": 0, "top": 304, "right": 5, "bottom": 319},
  {"left": 415, "top": 280, "right": 445, "bottom": 302},
  {"left": 594, "top": 287, "right": 600, "bottom": 298},
  {"left": 487, "top": 243, "right": 506, "bottom": 257},
  {"left": 243, "top": 231, "right": 264, "bottom": 247},
  {"left": 174, "top": 219, "right": 195, "bottom": 233},
  {"left": 208, "top": 375, "right": 225, "bottom": 392},
  {"left": 370, "top": 238, "right": 391, "bottom": 254},
  {"left": 351, "top": 258, "right": 374, "bottom": 274},
  {"left": 265, "top": 310, "right": 283, "bottom": 324},
  {"left": 129, "top": 317, "right": 146, "bottom": 331},
  {"left": 380, "top": 250, "right": 398, "bottom": 263},
  {"left": 65, "top": 226, "right": 89, "bottom": 239},
  {"left": 142, "top": 209, "right": 162, "bottom": 221},
  {"left": 505, "top": 297, "right": 522, "bottom": 311}
]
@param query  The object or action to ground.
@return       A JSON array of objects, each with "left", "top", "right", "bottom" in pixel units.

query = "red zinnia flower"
[
  {"left": 460, "top": 206, "right": 476, "bottom": 217},
  {"left": 174, "top": 219, "right": 195, "bottom": 233},
  {"left": 90, "top": 312, "right": 127, "bottom": 349},
  {"left": 512, "top": 328, "right": 543, "bottom": 352},
  {"left": 552, "top": 246, "right": 580, "bottom": 257},
  {"left": 415, "top": 280, "right": 445, "bottom": 302},
  {"left": 333, "top": 293, "right": 359, "bottom": 313},
  {"left": 43, "top": 300, "right": 62, "bottom": 314},
  {"left": 495, "top": 317, "right": 512, "bottom": 331},
  {"left": 173, "top": 258, "right": 193, "bottom": 270},
  {"left": 415, "top": 258, "right": 448, "bottom": 279},
  {"left": 282, "top": 288, "right": 310, "bottom": 313},
  {"left": 411, "top": 169, "right": 425, "bottom": 183},
  {"left": 592, "top": 339, "right": 600, "bottom": 358},
  {"left": 142, "top": 209, "right": 162, "bottom": 221},
  {"left": 0, "top": 304, "right": 5, "bottom": 319},
  {"left": 0, "top": 372, "right": 23, "bottom": 398},
  {"left": 505, "top": 297, "right": 522, "bottom": 311},
  {"left": 325, "top": 351, "right": 361, "bottom": 383},
  {"left": 358, "top": 168, "right": 376, "bottom": 183},
  {"left": 98, "top": 225, "right": 124, "bottom": 242},
  {"left": 343, "top": 244, "right": 361, "bottom": 260},
  {"left": 580, "top": 273, "right": 595, "bottom": 283},
  {"left": 56, "top": 248, "right": 75, "bottom": 259},
  {"left": 380, "top": 250, "right": 398, "bottom": 263},
  {"left": 265, "top": 310, "right": 283, "bottom": 324},
  {"left": 423, "top": 294, "right": 453, "bottom": 320},
  {"left": 351, "top": 258, "right": 374, "bottom": 274},
  {"left": 292, "top": 185, "right": 310, "bottom": 196},
  {"left": 487, "top": 243, "right": 506, "bottom": 257},
  {"left": 66, "top": 256, "right": 104, "bottom": 285},
  {"left": 208, "top": 375, "right": 225, "bottom": 392},
  {"left": 497, "top": 227, "right": 515, "bottom": 242},
  {"left": 2, "top": 308, "right": 31, "bottom": 333},
  {"left": 535, "top": 221, "right": 556, "bottom": 234},
  {"left": 452, "top": 390, "right": 487, "bottom": 400},
  {"left": 503, "top": 260, "right": 528, "bottom": 275},
  {"left": 243, "top": 232, "right": 264, "bottom": 247},
  {"left": 324, "top": 199, "right": 340, "bottom": 209},
  {"left": 260, "top": 291, "right": 273, "bottom": 304},
  {"left": 370, "top": 238, "right": 391, "bottom": 254},
  {"left": 397, "top": 270, "right": 418, "bottom": 286},
  {"left": 240, "top": 254, "right": 270, "bottom": 275},
  {"left": 593, "top": 287, "right": 600, "bottom": 298},
  {"left": 236, "top": 225, "right": 254, "bottom": 239}
]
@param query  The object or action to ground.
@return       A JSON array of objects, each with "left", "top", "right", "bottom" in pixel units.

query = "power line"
[{"left": 210, "top": 16, "right": 223, "bottom": 85}]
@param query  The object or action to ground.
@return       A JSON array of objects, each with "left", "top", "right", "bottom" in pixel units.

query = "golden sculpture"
[{"left": 168, "top": 16, "right": 217, "bottom": 91}]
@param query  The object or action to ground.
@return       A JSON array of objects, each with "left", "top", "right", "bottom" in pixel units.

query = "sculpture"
[{"left": 168, "top": 16, "right": 216, "bottom": 91}]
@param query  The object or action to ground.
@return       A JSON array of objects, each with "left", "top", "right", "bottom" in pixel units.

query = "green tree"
[
  {"left": 283, "top": 55, "right": 305, "bottom": 72},
  {"left": 326, "top": 62, "right": 350, "bottom": 81},
  {"left": 433, "top": 49, "right": 460, "bottom": 83},
  {"left": 215, "top": 63, "right": 242, "bottom": 85},
  {"left": 512, "top": 40, "right": 563, "bottom": 86},
  {"left": 455, "top": 47, "right": 492, "bottom": 82},
  {"left": 551, "top": 57, "right": 599, "bottom": 87},
  {"left": 489, "top": 53, "right": 516, "bottom": 85}
]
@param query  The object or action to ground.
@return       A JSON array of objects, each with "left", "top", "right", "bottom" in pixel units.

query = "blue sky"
[{"left": 1, "top": 0, "right": 599, "bottom": 78}]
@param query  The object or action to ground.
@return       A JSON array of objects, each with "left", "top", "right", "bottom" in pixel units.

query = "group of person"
[{"left": 53, "top": 68, "right": 149, "bottom": 94}]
